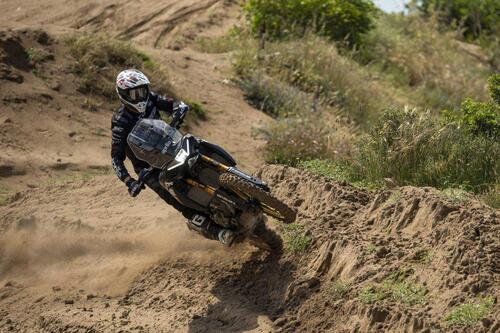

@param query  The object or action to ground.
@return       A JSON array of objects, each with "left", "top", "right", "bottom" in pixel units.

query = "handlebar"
[
  {"left": 136, "top": 166, "right": 154, "bottom": 189},
  {"left": 171, "top": 101, "right": 189, "bottom": 129}
]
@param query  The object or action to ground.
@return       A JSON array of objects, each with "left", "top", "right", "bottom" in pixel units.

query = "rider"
[{"left": 111, "top": 69, "right": 235, "bottom": 246}]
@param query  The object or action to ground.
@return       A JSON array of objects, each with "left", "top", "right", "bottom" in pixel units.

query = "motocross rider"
[{"left": 111, "top": 69, "right": 235, "bottom": 246}]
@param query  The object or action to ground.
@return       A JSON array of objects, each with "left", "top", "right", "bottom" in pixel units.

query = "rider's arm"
[
  {"left": 151, "top": 92, "right": 174, "bottom": 115},
  {"left": 111, "top": 113, "right": 132, "bottom": 183}
]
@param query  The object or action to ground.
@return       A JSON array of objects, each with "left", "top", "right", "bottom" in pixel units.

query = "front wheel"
[{"left": 218, "top": 172, "right": 296, "bottom": 224}]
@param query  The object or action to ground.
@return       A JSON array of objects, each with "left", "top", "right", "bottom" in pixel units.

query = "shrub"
[
  {"left": 349, "top": 107, "right": 499, "bottom": 193},
  {"left": 244, "top": 0, "right": 377, "bottom": 45},
  {"left": 459, "top": 99, "right": 499, "bottom": 137},
  {"left": 448, "top": 74, "right": 500, "bottom": 137},
  {"left": 489, "top": 74, "right": 500, "bottom": 105},
  {"left": 416, "top": 0, "right": 500, "bottom": 40}
]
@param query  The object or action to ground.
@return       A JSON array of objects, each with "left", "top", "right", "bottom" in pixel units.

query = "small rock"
[
  {"left": 481, "top": 318, "right": 492, "bottom": 328},
  {"left": 86, "top": 294, "right": 96, "bottom": 300},
  {"left": 3, "top": 118, "right": 12, "bottom": 124},
  {"left": 64, "top": 299, "right": 74, "bottom": 305},
  {"left": 376, "top": 246, "right": 390, "bottom": 258},
  {"left": 34, "top": 296, "right": 45, "bottom": 303},
  {"left": 52, "top": 286, "right": 61, "bottom": 292}
]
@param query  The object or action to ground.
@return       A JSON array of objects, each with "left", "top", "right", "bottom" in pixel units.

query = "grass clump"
[
  {"left": 298, "top": 159, "right": 381, "bottom": 189},
  {"left": 66, "top": 35, "right": 174, "bottom": 99},
  {"left": 0, "top": 184, "right": 13, "bottom": 206},
  {"left": 386, "top": 280, "right": 427, "bottom": 305},
  {"left": 445, "top": 297, "right": 494, "bottom": 326},
  {"left": 366, "top": 243, "right": 377, "bottom": 254},
  {"left": 27, "top": 47, "right": 53, "bottom": 64},
  {"left": 359, "top": 286, "right": 385, "bottom": 304},
  {"left": 282, "top": 223, "right": 311, "bottom": 254},
  {"left": 359, "top": 268, "right": 428, "bottom": 306},
  {"left": 240, "top": 74, "right": 311, "bottom": 118},
  {"left": 349, "top": 106, "right": 499, "bottom": 194},
  {"left": 195, "top": 33, "right": 240, "bottom": 53},
  {"left": 329, "top": 280, "right": 351, "bottom": 299}
]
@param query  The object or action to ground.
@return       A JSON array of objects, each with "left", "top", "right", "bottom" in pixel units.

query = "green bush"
[
  {"left": 448, "top": 74, "right": 500, "bottom": 137},
  {"left": 459, "top": 99, "right": 499, "bottom": 137},
  {"left": 416, "top": 0, "right": 500, "bottom": 40},
  {"left": 244, "top": 0, "right": 377, "bottom": 45},
  {"left": 489, "top": 74, "right": 500, "bottom": 105}
]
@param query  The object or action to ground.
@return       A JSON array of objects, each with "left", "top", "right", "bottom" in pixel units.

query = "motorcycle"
[{"left": 127, "top": 102, "right": 296, "bottom": 251}]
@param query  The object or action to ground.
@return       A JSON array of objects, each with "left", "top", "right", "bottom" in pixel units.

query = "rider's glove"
[{"left": 126, "top": 178, "right": 145, "bottom": 197}]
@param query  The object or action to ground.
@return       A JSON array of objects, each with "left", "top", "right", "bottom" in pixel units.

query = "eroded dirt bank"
[{"left": 1, "top": 165, "right": 498, "bottom": 332}]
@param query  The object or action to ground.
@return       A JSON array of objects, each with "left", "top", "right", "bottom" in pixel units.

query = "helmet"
[{"left": 116, "top": 69, "right": 150, "bottom": 113}]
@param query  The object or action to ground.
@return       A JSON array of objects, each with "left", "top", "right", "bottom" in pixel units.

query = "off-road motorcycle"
[{"left": 127, "top": 102, "right": 296, "bottom": 251}]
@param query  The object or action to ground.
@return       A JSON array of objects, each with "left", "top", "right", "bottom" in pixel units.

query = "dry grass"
[{"left": 66, "top": 35, "right": 175, "bottom": 100}]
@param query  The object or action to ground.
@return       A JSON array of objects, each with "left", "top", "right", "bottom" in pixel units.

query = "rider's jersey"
[{"left": 111, "top": 92, "right": 174, "bottom": 182}]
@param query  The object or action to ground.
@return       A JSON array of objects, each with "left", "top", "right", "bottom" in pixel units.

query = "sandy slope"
[
  {"left": 0, "top": 1, "right": 274, "bottom": 332},
  {"left": 0, "top": 1, "right": 498, "bottom": 333}
]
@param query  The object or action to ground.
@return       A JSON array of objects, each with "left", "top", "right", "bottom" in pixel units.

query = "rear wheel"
[{"left": 219, "top": 173, "right": 296, "bottom": 224}]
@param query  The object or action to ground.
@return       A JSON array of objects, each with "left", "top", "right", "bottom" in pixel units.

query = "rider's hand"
[{"left": 126, "top": 178, "right": 145, "bottom": 197}]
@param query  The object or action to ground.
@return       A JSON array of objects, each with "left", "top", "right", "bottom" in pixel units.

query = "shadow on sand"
[{"left": 188, "top": 250, "right": 297, "bottom": 333}]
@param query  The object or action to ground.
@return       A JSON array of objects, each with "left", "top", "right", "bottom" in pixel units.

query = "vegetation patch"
[
  {"left": 359, "top": 268, "right": 428, "bottom": 306},
  {"left": 0, "top": 184, "right": 13, "bottom": 206},
  {"left": 27, "top": 47, "right": 53, "bottom": 64},
  {"left": 329, "top": 280, "right": 351, "bottom": 300},
  {"left": 281, "top": 223, "right": 311, "bottom": 254},
  {"left": 239, "top": 74, "right": 311, "bottom": 118},
  {"left": 359, "top": 286, "right": 385, "bottom": 304},
  {"left": 195, "top": 31, "right": 240, "bottom": 53},
  {"left": 244, "top": 0, "right": 377, "bottom": 45},
  {"left": 445, "top": 297, "right": 494, "bottom": 326},
  {"left": 66, "top": 35, "right": 174, "bottom": 100}
]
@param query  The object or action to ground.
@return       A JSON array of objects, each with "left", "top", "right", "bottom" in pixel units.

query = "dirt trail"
[
  {"left": 0, "top": 1, "right": 275, "bottom": 332},
  {"left": 0, "top": 1, "right": 498, "bottom": 333}
]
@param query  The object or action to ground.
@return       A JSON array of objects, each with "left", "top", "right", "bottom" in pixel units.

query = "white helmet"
[{"left": 116, "top": 69, "right": 150, "bottom": 113}]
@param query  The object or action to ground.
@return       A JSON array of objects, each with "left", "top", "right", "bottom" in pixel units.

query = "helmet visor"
[{"left": 120, "top": 85, "right": 149, "bottom": 104}]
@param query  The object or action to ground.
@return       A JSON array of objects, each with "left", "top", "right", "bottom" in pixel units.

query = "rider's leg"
[
  {"left": 143, "top": 170, "right": 235, "bottom": 246},
  {"left": 186, "top": 214, "right": 235, "bottom": 246}
]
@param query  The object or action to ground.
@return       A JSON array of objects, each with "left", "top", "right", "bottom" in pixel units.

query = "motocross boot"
[{"left": 186, "top": 214, "right": 235, "bottom": 246}]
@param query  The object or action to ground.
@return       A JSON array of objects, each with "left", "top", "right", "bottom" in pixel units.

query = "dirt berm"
[{"left": 1, "top": 164, "right": 498, "bottom": 332}]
